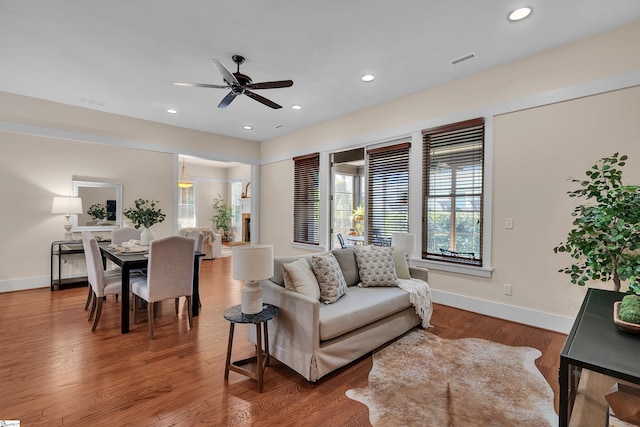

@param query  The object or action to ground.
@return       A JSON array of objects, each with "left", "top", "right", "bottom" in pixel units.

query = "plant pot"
[{"left": 140, "top": 227, "right": 154, "bottom": 245}]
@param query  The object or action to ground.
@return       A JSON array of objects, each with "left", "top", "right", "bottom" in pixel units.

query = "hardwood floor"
[{"left": 0, "top": 257, "right": 567, "bottom": 426}]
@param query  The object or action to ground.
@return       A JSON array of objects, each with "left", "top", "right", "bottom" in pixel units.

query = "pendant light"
[{"left": 178, "top": 158, "right": 193, "bottom": 188}]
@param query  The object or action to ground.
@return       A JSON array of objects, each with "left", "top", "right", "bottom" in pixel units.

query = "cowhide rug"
[{"left": 346, "top": 331, "right": 557, "bottom": 426}]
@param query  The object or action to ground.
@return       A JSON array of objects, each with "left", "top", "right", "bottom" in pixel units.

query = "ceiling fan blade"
[
  {"left": 245, "top": 90, "right": 282, "bottom": 109},
  {"left": 211, "top": 59, "right": 240, "bottom": 86},
  {"left": 218, "top": 91, "right": 238, "bottom": 109},
  {"left": 172, "top": 81, "right": 230, "bottom": 89},
  {"left": 246, "top": 80, "right": 294, "bottom": 90}
]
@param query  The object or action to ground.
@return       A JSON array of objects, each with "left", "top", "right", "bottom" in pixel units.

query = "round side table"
[{"left": 223, "top": 303, "right": 279, "bottom": 392}]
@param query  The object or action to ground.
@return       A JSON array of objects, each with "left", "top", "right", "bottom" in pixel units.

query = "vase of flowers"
[
  {"left": 87, "top": 203, "right": 108, "bottom": 224},
  {"left": 123, "top": 199, "right": 167, "bottom": 245}
]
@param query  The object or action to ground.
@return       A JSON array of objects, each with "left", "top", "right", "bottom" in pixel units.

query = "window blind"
[
  {"left": 367, "top": 142, "right": 411, "bottom": 246},
  {"left": 293, "top": 153, "right": 320, "bottom": 245},
  {"left": 422, "top": 118, "right": 484, "bottom": 266}
]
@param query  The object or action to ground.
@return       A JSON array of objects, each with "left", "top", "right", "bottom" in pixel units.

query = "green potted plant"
[
  {"left": 87, "top": 203, "right": 107, "bottom": 223},
  {"left": 123, "top": 199, "right": 167, "bottom": 244},
  {"left": 212, "top": 194, "right": 233, "bottom": 242},
  {"left": 554, "top": 153, "right": 640, "bottom": 293}
]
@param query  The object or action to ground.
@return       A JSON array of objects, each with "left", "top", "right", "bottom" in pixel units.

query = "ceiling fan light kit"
[{"left": 173, "top": 55, "right": 293, "bottom": 109}]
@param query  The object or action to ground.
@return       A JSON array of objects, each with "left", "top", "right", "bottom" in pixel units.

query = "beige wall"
[
  {"left": 259, "top": 21, "right": 640, "bottom": 329},
  {"left": 0, "top": 95, "right": 259, "bottom": 292},
  {"left": 490, "top": 86, "right": 640, "bottom": 316}
]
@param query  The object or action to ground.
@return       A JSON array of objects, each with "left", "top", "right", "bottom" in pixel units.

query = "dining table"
[{"left": 100, "top": 244, "right": 205, "bottom": 334}]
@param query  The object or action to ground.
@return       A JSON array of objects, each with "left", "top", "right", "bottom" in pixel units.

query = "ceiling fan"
[{"left": 172, "top": 55, "right": 293, "bottom": 109}]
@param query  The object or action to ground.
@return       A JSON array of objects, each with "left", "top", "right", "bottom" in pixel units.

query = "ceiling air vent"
[{"left": 449, "top": 52, "right": 478, "bottom": 66}]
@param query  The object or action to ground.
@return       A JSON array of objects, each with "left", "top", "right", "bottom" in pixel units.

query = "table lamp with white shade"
[
  {"left": 391, "top": 232, "right": 417, "bottom": 259},
  {"left": 51, "top": 196, "right": 83, "bottom": 241},
  {"left": 232, "top": 244, "right": 274, "bottom": 314}
]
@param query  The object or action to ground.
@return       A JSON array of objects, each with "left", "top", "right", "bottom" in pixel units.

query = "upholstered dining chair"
[
  {"left": 130, "top": 235, "right": 195, "bottom": 339},
  {"left": 111, "top": 227, "right": 142, "bottom": 245},
  {"left": 81, "top": 231, "right": 123, "bottom": 311},
  {"left": 177, "top": 228, "right": 204, "bottom": 309},
  {"left": 82, "top": 232, "right": 141, "bottom": 331}
]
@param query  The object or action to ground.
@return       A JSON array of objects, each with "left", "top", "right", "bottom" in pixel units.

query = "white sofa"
[{"left": 256, "top": 246, "right": 430, "bottom": 382}]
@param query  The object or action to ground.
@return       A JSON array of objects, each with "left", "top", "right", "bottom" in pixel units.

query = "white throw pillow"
[
  {"left": 354, "top": 245, "right": 398, "bottom": 287},
  {"left": 283, "top": 258, "right": 321, "bottom": 300},
  {"left": 311, "top": 252, "right": 347, "bottom": 304},
  {"left": 390, "top": 246, "right": 411, "bottom": 280}
]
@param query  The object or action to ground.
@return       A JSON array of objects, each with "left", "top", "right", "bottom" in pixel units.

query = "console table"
[
  {"left": 51, "top": 240, "right": 110, "bottom": 290},
  {"left": 559, "top": 288, "right": 640, "bottom": 426}
]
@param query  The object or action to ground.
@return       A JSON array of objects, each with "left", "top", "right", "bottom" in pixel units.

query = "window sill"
[
  {"left": 290, "top": 242, "right": 327, "bottom": 252},
  {"left": 410, "top": 258, "right": 493, "bottom": 278}
]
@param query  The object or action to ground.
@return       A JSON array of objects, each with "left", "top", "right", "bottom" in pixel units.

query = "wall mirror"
[{"left": 71, "top": 180, "right": 123, "bottom": 231}]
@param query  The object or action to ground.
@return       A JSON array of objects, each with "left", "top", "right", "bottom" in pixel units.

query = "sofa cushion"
[
  {"left": 331, "top": 247, "right": 360, "bottom": 287},
  {"left": 354, "top": 246, "right": 398, "bottom": 287},
  {"left": 312, "top": 252, "right": 348, "bottom": 304},
  {"left": 283, "top": 258, "right": 320, "bottom": 300},
  {"left": 272, "top": 255, "right": 315, "bottom": 287},
  {"left": 318, "top": 286, "right": 412, "bottom": 341},
  {"left": 390, "top": 246, "right": 411, "bottom": 279}
]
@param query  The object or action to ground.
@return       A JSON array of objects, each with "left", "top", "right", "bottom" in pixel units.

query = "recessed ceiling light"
[
  {"left": 243, "top": 125, "right": 253, "bottom": 130},
  {"left": 167, "top": 108, "right": 178, "bottom": 114},
  {"left": 509, "top": 7, "right": 532, "bottom": 21},
  {"left": 361, "top": 74, "right": 375, "bottom": 82},
  {"left": 291, "top": 104, "right": 302, "bottom": 110}
]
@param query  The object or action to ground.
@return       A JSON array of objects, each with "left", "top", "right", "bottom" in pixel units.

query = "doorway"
[{"left": 331, "top": 148, "right": 365, "bottom": 249}]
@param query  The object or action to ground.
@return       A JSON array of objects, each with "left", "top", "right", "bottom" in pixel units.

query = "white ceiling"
[{"left": 2, "top": 1, "right": 640, "bottom": 142}]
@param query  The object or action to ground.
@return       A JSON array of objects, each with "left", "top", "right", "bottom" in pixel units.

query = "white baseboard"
[
  {"left": 0, "top": 276, "right": 49, "bottom": 293},
  {"left": 432, "top": 289, "right": 574, "bottom": 334}
]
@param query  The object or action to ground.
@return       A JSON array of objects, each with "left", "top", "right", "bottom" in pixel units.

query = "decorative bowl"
[{"left": 613, "top": 301, "right": 640, "bottom": 334}]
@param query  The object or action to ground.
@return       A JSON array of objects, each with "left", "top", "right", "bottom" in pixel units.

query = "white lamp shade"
[
  {"left": 232, "top": 245, "right": 274, "bottom": 282},
  {"left": 391, "top": 232, "right": 416, "bottom": 258},
  {"left": 51, "top": 197, "right": 83, "bottom": 214}
]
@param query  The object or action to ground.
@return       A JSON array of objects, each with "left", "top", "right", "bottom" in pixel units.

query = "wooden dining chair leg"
[
  {"left": 84, "top": 285, "right": 93, "bottom": 311},
  {"left": 132, "top": 295, "right": 138, "bottom": 324},
  {"left": 148, "top": 302, "right": 155, "bottom": 339},
  {"left": 186, "top": 296, "right": 192, "bottom": 330},
  {"left": 91, "top": 297, "right": 103, "bottom": 331},
  {"left": 88, "top": 292, "right": 97, "bottom": 321},
  {"left": 174, "top": 298, "right": 180, "bottom": 316}
]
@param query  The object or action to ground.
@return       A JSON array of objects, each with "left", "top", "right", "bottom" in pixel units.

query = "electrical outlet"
[
  {"left": 505, "top": 218, "right": 514, "bottom": 229},
  {"left": 504, "top": 284, "right": 512, "bottom": 296}
]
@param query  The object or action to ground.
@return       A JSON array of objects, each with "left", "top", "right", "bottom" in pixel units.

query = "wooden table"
[
  {"left": 224, "top": 304, "right": 279, "bottom": 392},
  {"left": 100, "top": 246, "right": 204, "bottom": 334}
]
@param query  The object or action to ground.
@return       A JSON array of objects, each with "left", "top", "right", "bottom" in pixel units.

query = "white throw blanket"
[{"left": 397, "top": 278, "right": 433, "bottom": 328}]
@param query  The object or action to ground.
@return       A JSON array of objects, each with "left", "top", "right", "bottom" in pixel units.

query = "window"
[
  {"left": 293, "top": 153, "right": 320, "bottom": 245},
  {"left": 177, "top": 185, "right": 195, "bottom": 228},
  {"left": 422, "top": 118, "right": 484, "bottom": 266},
  {"left": 367, "top": 142, "right": 411, "bottom": 246},
  {"left": 231, "top": 181, "right": 242, "bottom": 229}
]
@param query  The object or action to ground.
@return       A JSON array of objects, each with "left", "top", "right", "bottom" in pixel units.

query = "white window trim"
[
  {"left": 412, "top": 117, "right": 494, "bottom": 278},
  {"left": 412, "top": 258, "right": 494, "bottom": 278}
]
